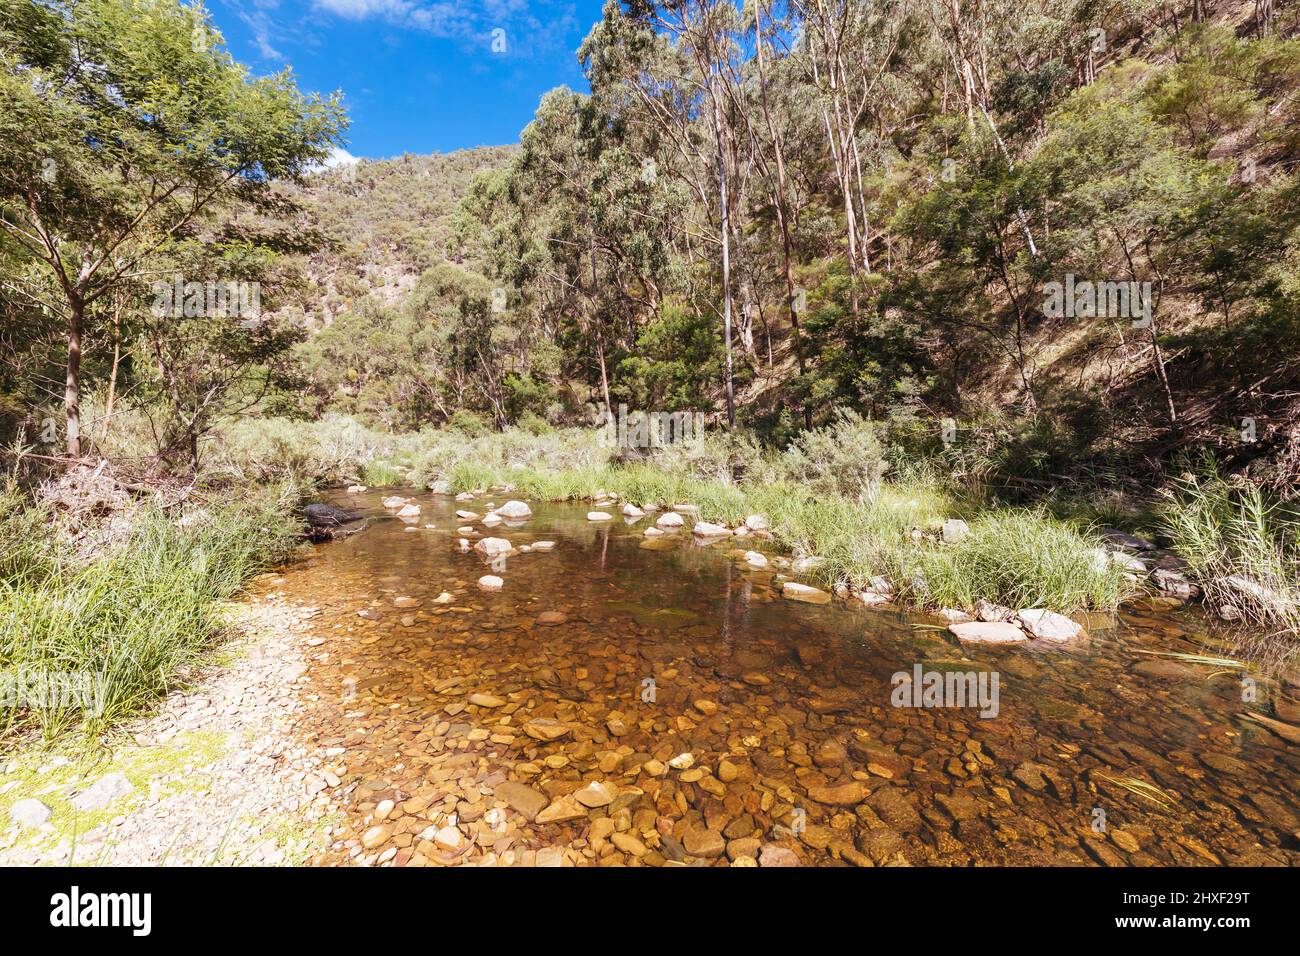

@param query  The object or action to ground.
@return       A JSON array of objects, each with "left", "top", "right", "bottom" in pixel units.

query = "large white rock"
[
  {"left": 71, "top": 772, "right": 135, "bottom": 812},
  {"left": 396, "top": 503, "right": 421, "bottom": 518},
  {"left": 473, "top": 537, "right": 512, "bottom": 557},
  {"left": 622, "top": 503, "right": 645, "bottom": 517},
  {"left": 743, "top": 551, "right": 769, "bottom": 569},
  {"left": 456, "top": 510, "right": 479, "bottom": 520},
  {"left": 382, "top": 495, "right": 408, "bottom": 509},
  {"left": 494, "top": 500, "right": 532, "bottom": 519},
  {"left": 587, "top": 511, "right": 613, "bottom": 521},
  {"left": 693, "top": 521, "right": 731, "bottom": 537},
  {"left": 744, "top": 514, "right": 769, "bottom": 531},
  {"left": 478, "top": 575, "right": 504, "bottom": 591},
  {"left": 481, "top": 513, "right": 503, "bottom": 527},
  {"left": 949, "top": 621, "right": 1027, "bottom": 644},
  {"left": 656, "top": 512, "right": 685, "bottom": 528},
  {"left": 10, "top": 798, "right": 51, "bottom": 829},
  {"left": 1016, "top": 609, "right": 1081, "bottom": 642},
  {"left": 531, "top": 541, "right": 557, "bottom": 551}
]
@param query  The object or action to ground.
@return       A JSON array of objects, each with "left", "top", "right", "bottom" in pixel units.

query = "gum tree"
[{"left": 0, "top": 0, "right": 345, "bottom": 457}]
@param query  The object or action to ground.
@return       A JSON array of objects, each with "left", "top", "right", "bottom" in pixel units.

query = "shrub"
[
  {"left": 778, "top": 410, "right": 889, "bottom": 500},
  {"left": 1160, "top": 466, "right": 1300, "bottom": 648}
]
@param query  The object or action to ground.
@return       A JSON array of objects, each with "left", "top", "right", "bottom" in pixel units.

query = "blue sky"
[{"left": 211, "top": 0, "right": 608, "bottom": 159}]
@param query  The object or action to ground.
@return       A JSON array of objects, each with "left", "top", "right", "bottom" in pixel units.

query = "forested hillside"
[
  {"left": 259, "top": 1, "right": 1300, "bottom": 497},
  {"left": 3, "top": 0, "right": 1299, "bottom": 495}
]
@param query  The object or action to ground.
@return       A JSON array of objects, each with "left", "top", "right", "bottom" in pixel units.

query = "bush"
[
  {"left": 1160, "top": 466, "right": 1300, "bottom": 642},
  {"left": 778, "top": 410, "right": 889, "bottom": 500}
]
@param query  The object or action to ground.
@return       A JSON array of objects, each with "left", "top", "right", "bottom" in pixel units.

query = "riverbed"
[{"left": 280, "top": 489, "right": 1298, "bottom": 866}]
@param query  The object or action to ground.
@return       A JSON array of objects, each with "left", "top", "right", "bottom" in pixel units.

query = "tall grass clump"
[
  {"left": 0, "top": 483, "right": 304, "bottom": 740},
  {"left": 916, "top": 510, "right": 1131, "bottom": 613},
  {"left": 1159, "top": 468, "right": 1300, "bottom": 646}
]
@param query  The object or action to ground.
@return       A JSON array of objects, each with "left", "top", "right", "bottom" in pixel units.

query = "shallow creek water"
[{"left": 267, "top": 490, "right": 1298, "bottom": 867}]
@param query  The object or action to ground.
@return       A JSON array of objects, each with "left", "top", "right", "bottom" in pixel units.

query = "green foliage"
[
  {"left": 778, "top": 410, "right": 889, "bottom": 500},
  {"left": 916, "top": 511, "right": 1131, "bottom": 613},
  {"left": 0, "top": 484, "right": 304, "bottom": 739},
  {"left": 1159, "top": 463, "right": 1300, "bottom": 639}
]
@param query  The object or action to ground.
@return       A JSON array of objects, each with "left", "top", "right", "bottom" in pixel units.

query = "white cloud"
[{"left": 322, "top": 146, "right": 361, "bottom": 167}]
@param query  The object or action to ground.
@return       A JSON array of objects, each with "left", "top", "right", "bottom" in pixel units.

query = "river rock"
[
  {"left": 469, "top": 693, "right": 506, "bottom": 708},
  {"left": 745, "top": 514, "right": 769, "bottom": 531},
  {"left": 493, "top": 781, "right": 548, "bottom": 821},
  {"left": 587, "top": 511, "right": 613, "bottom": 521},
  {"left": 532, "top": 541, "right": 556, "bottom": 551},
  {"left": 382, "top": 495, "right": 408, "bottom": 509},
  {"left": 656, "top": 512, "right": 684, "bottom": 528},
  {"left": 70, "top": 772, "right": 135, "bottom": 812},
  {"left": 622, "top": 503, "right": 644, "bottom": 517},
  {"left": 783, "top": 582, "right": 831, "bottom": 605},
  {"left": 523, "top": 718, "right": 570, "bottom": 741},
  {"left": 806, "top": 780, "right": 865, "bottom": 806},
  {"left": 477, "top": 575, "right": 504, "bottom": 591},
  {"left": 1016, "top": 609, "right": 1081, "bottom": 642},
  {"left": 949, "top": 621, "right": 1026, "bottom": 643},
  {"left": 10, "top": 798, "right": 51, "bottom": 829},
  {"left": 758, "top": 843, "right": 801, "bottom": 867},
  {"left": 537, "top": 611, "right": 566, "bottom": 625},
  {"left": 975, "top": 599, "right": 1014, "bottom": 622},
  {"left": 396, "top": 503, "right": 421, "bottom": 518},
  {"left": 536, "top": 795, "right": 587, "bottom": 824},
  {"left": 473, "top": 536, "right": 512, "bottom": 557},
  {"left": 573, "top": 781, "right": 617, "bottom": 808},
  {"left": 1221, "top": 574, "right": 1295, "bottom": 614},
  {"left": 693, "top": 521, "right": 730, "bottom": 536},
  {"left": 867, "top": 787, "right": 922, "bottom": 832},
  {"left": 494, "top": 500, "right": 532, "bottom": 519},
  {"left": 1101, "top": 528, "right": 1156, "bottom": 552},
  {"left": 682, "top": 825, "right": 725, "bottom": 858}
]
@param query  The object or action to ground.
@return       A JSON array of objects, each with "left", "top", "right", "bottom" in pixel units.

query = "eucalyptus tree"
[{"left": 0, "top": 0, "right": 345, "bottom": 457}]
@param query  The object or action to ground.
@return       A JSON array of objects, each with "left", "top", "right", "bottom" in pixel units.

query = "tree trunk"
[
  {"left": 101, "top": 293, "right": 123, "bottom": 439},
  {"left": 65, "top": 295, "right": 84, "bottom": 458},
  {"left": 712, "top": 71, "right": 736, "bottom": 427}
]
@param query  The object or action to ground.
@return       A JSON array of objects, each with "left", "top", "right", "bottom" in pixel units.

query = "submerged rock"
[
  {"left": 587, "top": 511, "right": 613, "bottom": 521},
  {"left": 782, "top": 582, "right": 831, "bottom": 605},
  {"left": 949, "top": 621, "right": 1027, "bottom": 644},
  {"left": 473, "top": 537, "right": 512, "bottom": 557},
  {"left": 477, "top": 575, "right": 504, "bottom": 591}
]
